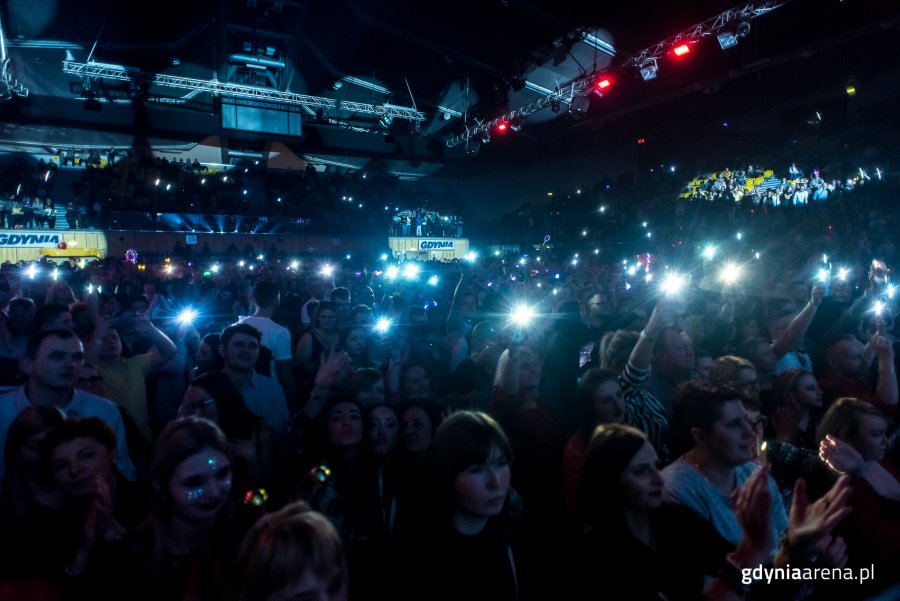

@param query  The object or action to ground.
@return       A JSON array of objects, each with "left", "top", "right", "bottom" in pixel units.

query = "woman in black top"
[{"left": 393, "top": 411, "right": 518, "bottom": 601}]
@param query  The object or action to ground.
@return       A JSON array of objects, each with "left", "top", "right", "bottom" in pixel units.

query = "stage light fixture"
[
  {"left": 639, "top": 59, "right": 658, "bottom": 81},
  {"left": 550, "top": 98, "right": 561, "bottom": 113},
  {"left": 717, "top": 32, "right": 738, "bottom": 49},
  {"left": 496, "top": 122, "right": 509, "bottom": 133},
  {"left": 596, "top": 77, "right": 612, "bottom": 91},
  {"left": 672, "top": 44, "right": 691, "bottom": 57}
]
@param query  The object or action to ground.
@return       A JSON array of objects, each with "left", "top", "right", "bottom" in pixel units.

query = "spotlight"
[
  {"left": 496, "top": 122, "right": 509, "bottom": 133},
  {"left": 639, "top": 59, "right": 658, "bottom": 81},
  {"left": 375, "top": 317, "right": 392, "bottom": 334},
  {"left": 702, "top": 245, "right": 716, "bottom": 260},
  {"left": 321, "top": 264, "right": 334, "bottom": 277},
  {"left": 717, "top": 32, "right": 737, "bottom": 49},
  {"left": 672, "top": 44, "right": 691, "bottom": 57},
  {"left": 386, "top": 265, "right": 399, "bottom": 280},
  {"left": 594, "top": 77, "right": 612, "bottom": 96}
]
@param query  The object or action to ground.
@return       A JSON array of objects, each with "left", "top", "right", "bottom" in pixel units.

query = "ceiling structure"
[{"left": 1, "top": 0, "right": 899, "bottom": 179}]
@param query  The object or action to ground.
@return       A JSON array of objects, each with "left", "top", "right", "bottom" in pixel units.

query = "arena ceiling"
[{"left": 1, "top": 0, "right": 899, "bottom": 178}]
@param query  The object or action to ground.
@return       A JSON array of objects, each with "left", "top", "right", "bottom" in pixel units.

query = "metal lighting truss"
[
  {"left": 445, "top": 80, "right": 587, "bottom": 148},
  {"left": 446, "top": 0, "right": 787, "bottom": 148},
  {"left": 1, "top": 58, "right": 29, "bottom": 99},
  {"left": 62, "top": 61, "right": 426, "bottom": 122},
  {"left": 0, "top": 12, "right": 29, "bottom": 100},
  {"left": 627, "top": 1, "right": 786, "bottom": 68}
]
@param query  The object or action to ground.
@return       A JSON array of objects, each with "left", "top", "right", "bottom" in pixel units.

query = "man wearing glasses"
[{"left": 662, "top": 381, "right": 787, "bottom": 559}]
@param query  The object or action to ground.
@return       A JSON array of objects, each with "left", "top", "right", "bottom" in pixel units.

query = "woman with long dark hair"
[
  {"left": 576, "top": 423, "right": 852, "bottom": 600},
  {"left": 393, "top": 411, "right": 517, "bottom": 601}
]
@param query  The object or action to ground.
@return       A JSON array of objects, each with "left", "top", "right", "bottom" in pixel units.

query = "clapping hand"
[
  {"left": 819, "top": 434, "right": 865, "bottom": 475},
  {"left": 314, "top": 350, "right": 351, "bottom": 389},
  {"left": 782, "top": 476, "right": 852, "bottom": 560},
  {"left": 733, "top": 464, "right": 774, "bottom": 558}
]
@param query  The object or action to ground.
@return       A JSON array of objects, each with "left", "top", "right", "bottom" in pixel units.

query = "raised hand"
[
  {"left": 809, "top": 285, "right": 825, "bottom": 307},
  {"left": 314, "top": 350, "right": 351, "bottom": 390},
  {"left": 872, "top": 334, "right": 894, "bottom": 363},
  {"left": 815, "top": 534, "right": 849, "bottom": 569},
  {"left": 784, "top": 476, "right": 852, "bottom": 554},
  {"left": 819, "top": 434, "right": 864, "bottom": 475},
  {"left": 732, "top": 464, "right": 774, "bottom": 555}
]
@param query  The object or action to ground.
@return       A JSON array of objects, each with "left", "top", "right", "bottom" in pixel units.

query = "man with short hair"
[
  {"left": 819, "top": 333, "right": 897, "bottom": 412},
  {"left": 0, "top": 330, "right": 135, "bottom": 480},
  {"left": 329, "top": 287, "right": 351, "bottom": 323},
  {"left": 235, "top": 281, "right": 295, "bottom": 400},
  {"left": 662, "top": 381, "right": 787, "bottom": 557},
  {"left": 34, "top": 303, "right": 75, "bottom": 333},
  {"left": 87, "top": 312, "right": 176, "bottom": 443},
  {"left": 300, "top": 275, "right": 328, "bottom": 328},
  {"left": 220, "top": 323, "right": 288, "bottom": 435}
]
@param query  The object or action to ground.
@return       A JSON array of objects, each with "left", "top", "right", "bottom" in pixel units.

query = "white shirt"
[
  {"left": 0, "top": 386, "right": 137, "bottom": 481},
  {"left": 236, "top": 315, "right": 292, "bottom": 361}
]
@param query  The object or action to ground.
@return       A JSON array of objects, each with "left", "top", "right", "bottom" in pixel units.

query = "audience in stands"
[{"left": 0, "top": 145, "right": 899, "bottom": 599}]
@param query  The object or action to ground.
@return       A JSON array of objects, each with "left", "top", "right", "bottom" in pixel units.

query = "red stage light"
[
  {"left": 596, "top": 77, "right": 612, "bottom": 91},
  {"left": 496, "top": 122, "right": 509, "bottom": 133},
  {"left": 673, "top": 44, "right": 691, "bottom": 57},
  {"left": 637, "top": 138, "right": 646, "bottom": 144}
]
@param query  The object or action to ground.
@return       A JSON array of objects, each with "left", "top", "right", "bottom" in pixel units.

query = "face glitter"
[
  {"left": 186, "top": 487, "right": 205, "bottom": 502},
  {"left": 208, "top": 456, "right": 217, "bottom": 471}
]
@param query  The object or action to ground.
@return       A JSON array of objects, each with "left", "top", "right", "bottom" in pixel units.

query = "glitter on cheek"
[
  {"left": 207, "top": 456, "right": 217, "bottom": 471},
  {"left": 186, "top": 487, "right": 205, "bottom": 502}
]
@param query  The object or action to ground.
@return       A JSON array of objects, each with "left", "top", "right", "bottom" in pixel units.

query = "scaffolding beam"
[
  {"left": 445, "top": 0, "right": 788, "bottom": 149},
  {"left": 62, "top": 61, "right": 426, "bottom": 122},
  {"left": 627, "top": 1, "right": 786, "bottom": 67},
  {"left": 445, "top": 81, "right": 587, "bottom": 148}
]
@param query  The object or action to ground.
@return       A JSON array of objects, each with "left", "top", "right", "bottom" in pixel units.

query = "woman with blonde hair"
[{"left": 818, "top": 398, "right": 899, "bottom": 598}]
